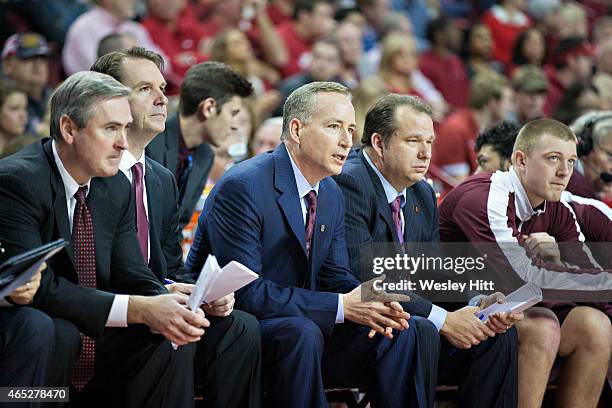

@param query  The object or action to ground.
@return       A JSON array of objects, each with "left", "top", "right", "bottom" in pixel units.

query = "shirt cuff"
[
  {"left": 105, "top": 294, "right": 129, "bottom": 327},
  {"left": 427, "top": 304, "right": 448, "bottom": 332},
  {"left": 335, "top": 294, "right": 345, "bottom": 323}
]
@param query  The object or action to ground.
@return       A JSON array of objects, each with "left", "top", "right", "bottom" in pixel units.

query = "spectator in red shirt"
[
  {"left": 142, "top": 0, "right": 208, "bottom": 80},
  {"left": 420, "top": 16, "right": 469, "bottom": 110},
  {"left": 267, "top": 0, "right": 294, "bottom": 26},
  {"left": 544, "top": 37, "right": 595, "bottom": 117},
  {"left": 433, "top": 71, "right": 513, "bottom": 182},
  {"left": 276, "top": 0, "right": 336, "bottom": 78},
  {"left": 482, "top": 0, "right": 532, "bottom": 66}
]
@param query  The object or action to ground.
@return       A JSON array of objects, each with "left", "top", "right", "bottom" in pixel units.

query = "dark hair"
[
  {"left": 179, "top": 61, "right": 253, "bottom": 116},
  {"left": 90, "top": 46, "right": 164, "bottom": 82},
  {"left": 97, "top": 32, "right": 129, "bottom": 58},
  {"left": 293, "top": 0, "right": 331, "bottom": 20},
  {"left": 474, "top": 121, "right": 521, "bottom": 162},
  {"left": 512, "top": 28, "right": 546, "bottom": 66},
  {"left": 553, "top": 80, "right": 600, "bottom": 125},
  {"left": 554, "top": 36, "right": 589, "bottom": 69},
  {"left": 361, "top": 94, "right": 432, "bottom": 146},
  {"left": 0, "top": 80, "right": 26, "bottom": 109},
  {"left": 426, "top": 16, "right": 451, "bottom": 45}
]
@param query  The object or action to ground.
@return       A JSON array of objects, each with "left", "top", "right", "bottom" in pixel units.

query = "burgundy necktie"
[
  {"left": 132, "top": 163, "right": 148, "bottom": 263},
  {"left": 72, "top": 186, "right": 96, "bottom": 391},
  {"left": 390, "top": 196, "right": 404, "bottom": 245},
  {"left": 305, "top": 190, "right": 317, "bottom": 257}
]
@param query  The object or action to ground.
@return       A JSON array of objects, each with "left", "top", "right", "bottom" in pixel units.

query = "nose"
[
  {"left": 155, "top": 89, "right": 168, "bottom": 106},
  {"left": 116, "top": 127, "right": 129, "bottom": 150},
  {"left": 339, "top": 129, "right": 353, "bottom": 149},
  {"left": 557, "top": 160, "right": 571, "bottom": 177},
  {"left": 418, "top": 142, "right": 432, "bottom": 159}
]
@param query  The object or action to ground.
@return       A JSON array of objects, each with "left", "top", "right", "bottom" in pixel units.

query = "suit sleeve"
[
  {"left": 186, "top": 176, "right": 340, "bottom": 336},
  {"left": 334, "top": 172, "right": 435, "bottom": 317},
  {"left": 0, "top": 173, "right": 114, "bottom": 338}
]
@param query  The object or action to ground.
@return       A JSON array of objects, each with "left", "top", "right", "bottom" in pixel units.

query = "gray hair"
[
  {"left": 280, "top": 81, "right": 351, "bottom": 140},
  {"left": 50, "top": 71, "right": 131, "bottom": 140},
  {"left": 570, "top": 110, "right": 612, "bottom": 147}
]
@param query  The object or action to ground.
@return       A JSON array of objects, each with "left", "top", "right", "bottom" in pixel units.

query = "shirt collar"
[
  {"left": 52, "top": 139, "right": 91, "bottom": 200},
  {"left": 509, "top": 166, "right": 546, "bottom": 221},
  {"left": 363, "top": 149, "right": 406, "bottom": 207},
  {"left": 286, "top": 147, "right": 320, "bottom": 199},
  {"left": 119, "top": 149, "right": 146, "bottom": 180}
]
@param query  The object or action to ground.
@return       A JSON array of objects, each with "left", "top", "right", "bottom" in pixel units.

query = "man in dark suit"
[
  {"left": 185, "top": 82, "right": 431, "bottom": 408},
  {"left": 146, "top": 61, "right": 254, "bottom": 230},
  {"left": 334, "top": 94, "right": 521, "bottom": 407},
  {"left": 0, "top": 71, "right": 208, "bottom": 406},
  {"left": 91, "top": 47, "right": 262, "bottom": 408}
]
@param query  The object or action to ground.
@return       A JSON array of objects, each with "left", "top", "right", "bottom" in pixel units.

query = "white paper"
[
  {"left": 475, "top": 282, "right": 543, "bottom": 321},
  {"left": 173, "top": 255, "right": 258, "bottom": 349}
]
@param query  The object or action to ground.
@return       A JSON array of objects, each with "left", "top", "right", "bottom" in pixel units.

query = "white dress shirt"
[
  {"left": 52, "top": 140, "right": 128, "bottom": 327},
  {"left": 287, "top": 149, "right": 345, "bottom": 323}
]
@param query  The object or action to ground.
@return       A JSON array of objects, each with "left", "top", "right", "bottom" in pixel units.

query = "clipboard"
[{"left": 0, "top": 239, "right": 68, "bottom": 299}]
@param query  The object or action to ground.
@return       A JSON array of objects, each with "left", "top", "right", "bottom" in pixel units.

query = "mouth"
[
  {"left": 550, "top": 182, "right": 565, "bottom": 188},
  {"left": 332, "top": 153, "right": 347, "bottom": 163},
  {"left": 412, "top": 165, "right": 428, "bottom": 172}
]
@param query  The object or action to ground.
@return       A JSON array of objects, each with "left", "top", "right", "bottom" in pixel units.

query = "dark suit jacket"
[
  {"left": 146, "top": 114, "right": 215, "bottom": 231},
  {"left": 334, "top": 149, "right": 440, "bottom": 318},
  {"left": 185, "top": 144, "right": 360, "bottom": 336},
  {"left": 0, "top": 139, "right": 166, "bottom": 339}
]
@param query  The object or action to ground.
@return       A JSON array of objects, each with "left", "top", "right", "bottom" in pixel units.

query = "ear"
[
  {"left": 58, "top": 115, "right": 77, "bottom": 144},
  {"left": 370, "top": 132, "right": 385, "bottom": 158},
  {"left": 198, "top": 98, "right": 217, "bottom": 121},
  {"left": 287, "top": 118, "right": 302, "bottom": 144},
  {"left": 512, "top": 150, "right": 527, "bottom": 170}
]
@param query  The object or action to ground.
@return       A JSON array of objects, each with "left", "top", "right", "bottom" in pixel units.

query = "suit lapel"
[
  {"left": 309, "top": 179, "right": 334, "bottom": 287},
  {"left": 144, "top": 159, "right": 161, "bottom": 251},
  {"left": 274, "top": 145, "right": 307, "bottom": 255},
  {"left": 403, "top": 189, "right": 423, "bottom": 242},
  {"left": 360, "top": 152, "right": 403, "bottom": 248},
  {"left": 43, "top": 141, "right": 75, "bottom": 265}
]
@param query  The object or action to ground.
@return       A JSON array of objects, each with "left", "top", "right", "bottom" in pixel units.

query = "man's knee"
[
  {"left": 517, "top": 308, "right": 561, "bottom": 355},
  {"left": 230, "top": 310, "right": 261, "bottom": 351},
  {"left": 568, "top": 307, "right": 612, "bottom": 354},
  {"left": 274, "top": 317, "right": 324, "bottom": 355},
  {"left": 15, "top": 308, "right": 55, "bottom": 355},
  {"left": 411, "top": 316, "right": 440, "bottom": 346}
]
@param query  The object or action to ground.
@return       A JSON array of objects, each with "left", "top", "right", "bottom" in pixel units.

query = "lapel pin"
[
  {"left": 320, "top": 225, "right": 326, "bottom": 232},
  {"left": 414, "top": 206, "right": 419, "bottom": 213}
]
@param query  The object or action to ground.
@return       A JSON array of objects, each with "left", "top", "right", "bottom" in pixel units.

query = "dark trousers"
[
  {"left": 259, "top": 315, "right": 433, "bottom": 408},
  {"left": 195, "top": 310, "right": 262, "bottom": 408},
  {"left": 0, "top": 307, "right": 54, "bottom": 408},
  {"left": 62, "top": 324, "right": 196, "bottom": 408},
  {"left": 438, "top": 327, "right": 518, "bottom": 408}
]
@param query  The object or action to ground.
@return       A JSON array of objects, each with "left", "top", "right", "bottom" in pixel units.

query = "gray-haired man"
[{"left": 0, "top": 71, "right": 207, "bottom": 407}]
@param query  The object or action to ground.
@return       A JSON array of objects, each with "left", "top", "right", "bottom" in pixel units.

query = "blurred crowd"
[{"left": 1, "top": 0, "right": 611, "bottom": 201}]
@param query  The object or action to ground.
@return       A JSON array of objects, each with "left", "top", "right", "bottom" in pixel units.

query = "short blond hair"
[
  {"left": 468, "top": 71, "right": 509, "bottom": 109},
  {"left": 513, "top": 118, "right": 577, "bottom": 155}
]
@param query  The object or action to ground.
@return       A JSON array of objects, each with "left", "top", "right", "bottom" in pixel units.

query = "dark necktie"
[
  {"left": 305, "top": 190, "right": 317, "bottom": 257},
  {"left": 132, "top": 163, "right": 148, "bottom": 262},
  {"left": 71, "top": 186, "right": 96, "bottom": 391},
  {"left": 390, "top": 196, "right": 404, "bottom": 245}
]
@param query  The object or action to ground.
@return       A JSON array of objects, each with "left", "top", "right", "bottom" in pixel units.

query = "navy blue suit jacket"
[
  {"left": 185, "top": 144, "right": 359, "bottom": 336},
  {"left": 334, "top": 149, "right": 440, "bottom": 317}
]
